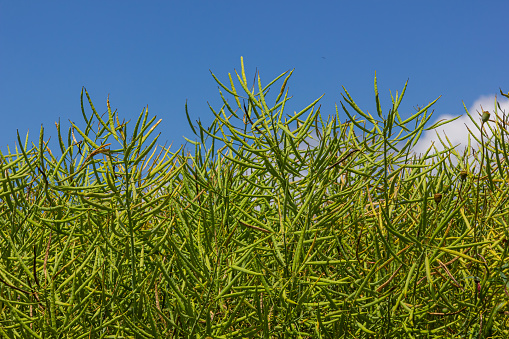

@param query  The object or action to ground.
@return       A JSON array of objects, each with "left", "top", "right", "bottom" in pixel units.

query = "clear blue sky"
[{"left": 1, "top": 1, "right": 508, "bottom": 154}]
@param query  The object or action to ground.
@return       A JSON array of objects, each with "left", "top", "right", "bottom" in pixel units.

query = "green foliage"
[{"left": 0, "top": 58, "right": 508, "bottom": 338}]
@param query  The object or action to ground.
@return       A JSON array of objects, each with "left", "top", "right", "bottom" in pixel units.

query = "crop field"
[{"left": 0, "top": 59, "right": 508, "bottom": 338}]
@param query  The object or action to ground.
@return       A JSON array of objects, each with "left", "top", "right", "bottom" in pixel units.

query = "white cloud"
[{"left": 413, "top": 95, "right": 509, "bottom": 156}]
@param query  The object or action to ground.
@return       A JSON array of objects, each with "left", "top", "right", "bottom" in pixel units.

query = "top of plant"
[{"left": 0, "top": 58, "right": 508, "bottom": 337}]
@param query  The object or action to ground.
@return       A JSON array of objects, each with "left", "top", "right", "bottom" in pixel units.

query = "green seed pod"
[
  {"left": 482, "top": 110, "right": 490, "bottom": 123},
  {"left": 434, "top": 193, "right": 443, "bottom": 204}
]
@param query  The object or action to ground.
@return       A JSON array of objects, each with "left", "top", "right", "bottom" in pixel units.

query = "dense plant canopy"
[{"left": 0, "top": 58, "right": 508, "bottom": 337}]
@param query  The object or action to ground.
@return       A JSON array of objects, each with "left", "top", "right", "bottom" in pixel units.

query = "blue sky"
[{"left": 1, "top": 1, "right": 508, "bottom": 155}]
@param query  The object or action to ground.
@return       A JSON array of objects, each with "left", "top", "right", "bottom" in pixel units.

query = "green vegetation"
[{"left": 0, "top": 58, "right": 508, "bottom": 338}]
